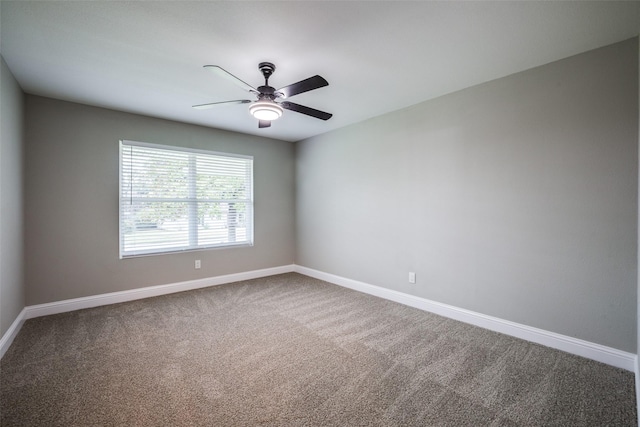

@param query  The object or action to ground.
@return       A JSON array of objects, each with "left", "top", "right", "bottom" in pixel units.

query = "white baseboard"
[
  {"left": 0, "top": 265, "right": 295, "bottom": 359},
  {"left": 294, "top": 265, "right": 636, "bottom": 372},
  {"left": 2, "top": 263, "right": 636, "bottom": 373},
  {"left": 0, "top": 308, "right": 27, "bottom": 359},
  {"left": 636, "top": 356, "right": 640, "bottom": 427},
  {"left": 25, "top": 264, "right": 295, "bottom": 320}
]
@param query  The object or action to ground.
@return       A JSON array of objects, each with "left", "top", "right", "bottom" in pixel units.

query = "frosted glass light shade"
[{"left": 249, "top": 101, "right": 283, "bottom": 121}]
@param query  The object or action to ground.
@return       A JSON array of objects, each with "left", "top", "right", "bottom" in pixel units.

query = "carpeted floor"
[{"left": 1, "top": 273, "right": 636, "bottom": 426}]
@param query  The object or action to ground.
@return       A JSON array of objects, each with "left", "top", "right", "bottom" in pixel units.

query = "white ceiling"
[{"left": 1, "top": 1, "right": 638, "bottom": 143}]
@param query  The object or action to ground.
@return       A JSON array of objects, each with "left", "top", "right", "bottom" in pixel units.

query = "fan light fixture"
[
  {"left": 249, "top": 101, "right": 283, "bottom": 121},
  {"left": 193, "top": 62, "right": 331, "bottom": 129}
]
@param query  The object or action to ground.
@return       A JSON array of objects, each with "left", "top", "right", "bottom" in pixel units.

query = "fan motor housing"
[{"left": 257, "top": 85, "right": 276, "bottom": 100}]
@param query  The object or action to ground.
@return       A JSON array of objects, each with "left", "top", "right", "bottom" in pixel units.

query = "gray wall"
[
  {"left": 24, "top": 96, "right": 295, "bottom": 305},
  {"left": 637, "top": 33, "right": 640, "bottom": 419},
  {"left": 296, "top": 38, "right": 639, "bottom": 352},
  {"left": 0, "top": 57, "right": 25, "bottom": 337}
]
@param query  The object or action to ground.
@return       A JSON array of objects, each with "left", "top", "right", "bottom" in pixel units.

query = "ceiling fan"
[{"left": 193, "top": 62, "right": 332, "bottom": 128}]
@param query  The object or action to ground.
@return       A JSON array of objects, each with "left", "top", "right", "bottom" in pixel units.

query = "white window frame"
[{"left": 119, "top": 140, "right": 254, "bottom": 258}]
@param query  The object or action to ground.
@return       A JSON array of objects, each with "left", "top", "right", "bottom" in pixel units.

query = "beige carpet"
[{"left": 1, "top": 273, "right": 636, "bottom": 426}]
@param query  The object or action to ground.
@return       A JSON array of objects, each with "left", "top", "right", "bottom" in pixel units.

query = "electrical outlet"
[
  {"left": 195, "top": 260, "right": 201, "bottom": 269},
  {"left": 408, "top": 272, "right": 416, "bottom": 284}
]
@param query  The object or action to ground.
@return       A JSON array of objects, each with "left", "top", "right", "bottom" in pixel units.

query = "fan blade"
[
  {"left": 258, "top": 120, "right": 271, "bottom": 128},
  {"left": 204, "top": 65, "right": 258, "bottom": 93},
  {"left": 276, "top": 75, "right": 328, "bottom": 99},
  {"left": 192, "top": 100, "right": 252, "bottom": 110},
  {"left": 281, "top": 101, "right": 332, "bottom": 120}
]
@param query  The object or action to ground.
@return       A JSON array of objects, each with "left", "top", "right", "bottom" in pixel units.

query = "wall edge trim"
[
  {"left": 2, "top": 265, "right": 294, "bottom": 358},
  {"left": 4, "top": 264, "right": 635, "bottom": 372},
  {"left": 294, "top": 265, "right": 636, "bottom": 371},
  {"left": 635, "top": 355, "right": 639, "bottom": 426},
  {"left": 23, "top": 265, "right": 295, "bottom": 320},
  {"left": 0, "top": 308, "right": 27, "bottom": 359}
]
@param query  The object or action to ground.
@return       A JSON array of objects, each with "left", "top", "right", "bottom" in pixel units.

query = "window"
[{"left": 119, "top": 140, "right": 253, "bottom": 258}]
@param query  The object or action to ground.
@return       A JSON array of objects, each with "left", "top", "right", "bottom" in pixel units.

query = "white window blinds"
[{"left": 119, "top": 140, "right": 253, "bottom": 257}]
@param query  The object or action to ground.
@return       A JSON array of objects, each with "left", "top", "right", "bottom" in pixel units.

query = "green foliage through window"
[{"left": 119, "top": 140, "right": 253, "bottom": 257}]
